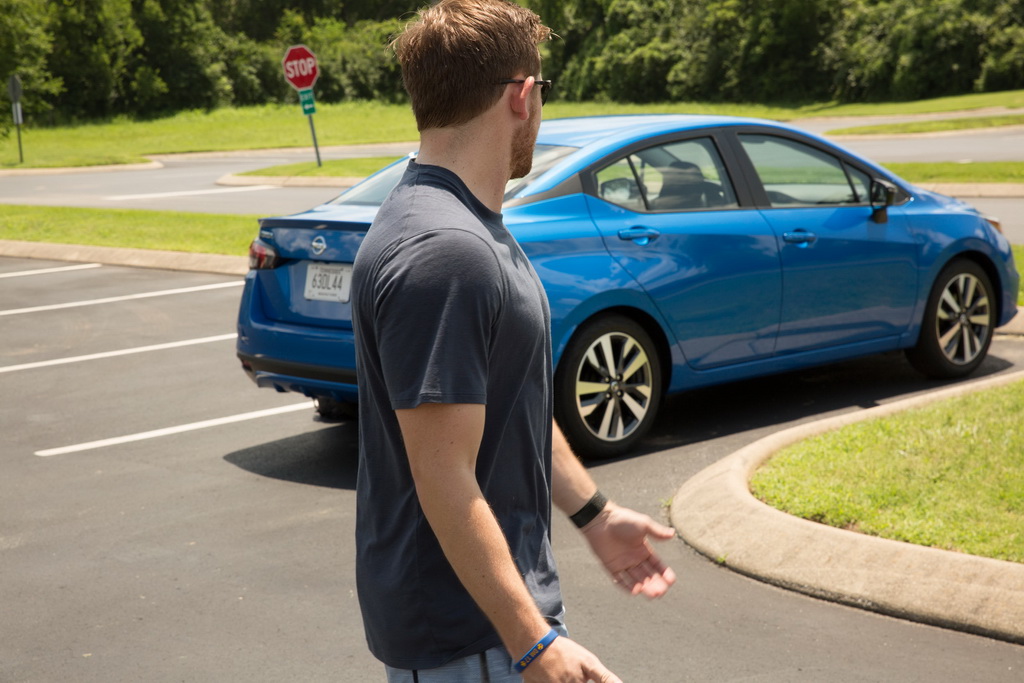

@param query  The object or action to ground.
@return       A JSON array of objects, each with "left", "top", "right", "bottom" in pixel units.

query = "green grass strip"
[
  {"left": 0, "top": 102, "right": 419, "bottom": 169},
  {"left": 240, "top": 156, "right": 403, "bottom": 178},
  {"left": 884, "top": 162, "right": 1024, "bottom": 184},
  {"left": 751, "top": 381, "right": 1024, "bottom": 563},
  {"left": 831, "top": 114, "right": 1024, "bottom": 136},
  {"left": 0, "top": 205, "right": 260, "bottom": 256},
  {"left": 1015, "top": 245, "right": 1024, "bottom": 306}
]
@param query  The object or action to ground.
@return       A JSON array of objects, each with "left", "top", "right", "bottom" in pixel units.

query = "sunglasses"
[{"left": 498, "top": 78, "right": 553, "bottom": 105}]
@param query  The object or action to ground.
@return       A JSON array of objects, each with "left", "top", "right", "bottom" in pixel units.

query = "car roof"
[
  {"left": 519, "top": 114, "right": 790, "bottom": 198},
  {"left": 535, "top": 114, "right": 777, "bottom": 149}
]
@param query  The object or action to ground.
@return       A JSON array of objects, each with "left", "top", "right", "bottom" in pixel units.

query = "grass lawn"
[
  {"left": 883, "top": 162, "right": 1024, "bottom": 184},
  {"left": 0, "top": 205, "right": 260, "bottom": 256},
  {"left": 830, "top": 113, "right": 1024, "bottom": 136},
  {"left": 750, "top": 380, "right": 1024, "bottom": 564},
  {"left": 0, "top": 101, "right": 419, "bottom": 168},
  {"left": 3, "top": 88, "right": 1024, "bottom": 169},
  {"left": 241, "top": 156, "right": 403, "bottom": 178},
  {"left": 1015, "top": 246, "right": 1024, "bottom": 304}
]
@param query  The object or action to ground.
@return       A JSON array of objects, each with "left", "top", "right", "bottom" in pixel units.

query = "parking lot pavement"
[
  {"left": 5, "top": 255, "right": 1024, "bottom": 683},
  {"left": 0, "top": 257, "right": 378, "bottom": 682}
]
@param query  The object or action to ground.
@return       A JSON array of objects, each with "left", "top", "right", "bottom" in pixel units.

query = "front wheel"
[
  {"left": 906, "top": 259, "right": 995, "bottom": 378},
  {"left": 554, "top": 315, "right": 662, "bottom": 460}
]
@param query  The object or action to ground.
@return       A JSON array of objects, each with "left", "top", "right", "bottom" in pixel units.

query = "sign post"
[
  {"left": 282, "top": 45, "right": 321, "bottom": 167},
  {"left": 7, "top": 74, "right": 23, "bottom": 164}
]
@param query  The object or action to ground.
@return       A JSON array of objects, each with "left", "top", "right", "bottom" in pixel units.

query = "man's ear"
[{"left": 509, "top": 76, "right": 535, "bottom": 122}]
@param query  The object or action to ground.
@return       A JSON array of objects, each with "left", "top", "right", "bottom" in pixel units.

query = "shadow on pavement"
[
  {"left": 616, "top": 349, "right": 1015, "bottom": 463},
  {"left": 223, "top": 348, "right": 1016, "bottom": 481},
  {"left": 223, "top": 421, "right": 359, "bottom": 489}
]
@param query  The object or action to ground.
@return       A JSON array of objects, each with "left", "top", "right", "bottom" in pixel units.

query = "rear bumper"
[
  {"left": 237, "top": 274, "right": 360, "bottom": 403},
  {"left": 238, "top": 352, "right": 359, "bottom": 403}
]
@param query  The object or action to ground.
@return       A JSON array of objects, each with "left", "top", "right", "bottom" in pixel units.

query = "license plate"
[{"left": 304, "top": 262, "right": 353, "bottom": 302}]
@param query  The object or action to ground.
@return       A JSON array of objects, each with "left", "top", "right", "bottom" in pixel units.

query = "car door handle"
[
  {"left": 783, "top": 230, "right": 817, "bottom": 246},
  {"left": 618, "top": 227, "right": 661, "bottom": 246}
]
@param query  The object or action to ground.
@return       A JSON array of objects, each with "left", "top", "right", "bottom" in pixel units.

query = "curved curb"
[{"left": 671, "top": 369, "right": 1024, "bottom": 644}]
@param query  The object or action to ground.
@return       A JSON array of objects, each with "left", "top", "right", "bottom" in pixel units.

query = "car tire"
[
  {"left": 554, "top": 315, "right": 662, "bottom": 460},
  {"left": 905, "top": 258, "right": 995, "bottom": 379},
  {"left": 313, "top": 397, "right": 358, "bottom": 421}
]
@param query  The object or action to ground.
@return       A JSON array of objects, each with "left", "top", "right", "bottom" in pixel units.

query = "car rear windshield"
[{"left": 330, "top": 144, "right": 578, "bottom": 208}]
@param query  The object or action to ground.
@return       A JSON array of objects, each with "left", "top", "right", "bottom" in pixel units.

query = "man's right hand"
[{"left": 522, "top": 636, "right": 622, "bottom": 683}]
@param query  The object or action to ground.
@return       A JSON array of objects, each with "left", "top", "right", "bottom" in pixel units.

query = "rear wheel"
[
  {"left": 906, "top": 259, "right": 995, "bottom": 378},
  {"left": 313, "top": 397, "right": 358, "bottom": 421},
  {"left": 554, "top": 315, "right": 662, "bottom": 460}
]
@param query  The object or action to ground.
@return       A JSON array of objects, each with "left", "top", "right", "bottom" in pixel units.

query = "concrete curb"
[{"left": 671, "top": 369, "right": 1024, "bottom": 645}]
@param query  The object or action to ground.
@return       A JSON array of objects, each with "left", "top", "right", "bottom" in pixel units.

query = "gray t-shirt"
[{"left": 351, "top": 161, "right": 562, "bottom": 670}]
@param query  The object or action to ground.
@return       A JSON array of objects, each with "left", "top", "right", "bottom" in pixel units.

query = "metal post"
[
  {"left": 13, "top": 102, "right": 23, "bottom": 163},
  {"left": 8, "top": 75, "right": 24, "bottom": 164},
  {"left": 307, "top": 114, "right": 322, "bottom": 167}
]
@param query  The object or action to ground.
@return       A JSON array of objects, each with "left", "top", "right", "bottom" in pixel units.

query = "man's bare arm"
[
  {"left": 550, "top": 419, "right": 678, "bottom": 598},
  {"left": 396, "top": 403, "right": 619, "bottom": 682}
]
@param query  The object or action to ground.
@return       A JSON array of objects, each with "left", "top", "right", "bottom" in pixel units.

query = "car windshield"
[{"left": 330, "top": 144, "right": 578, "bottom": 207}]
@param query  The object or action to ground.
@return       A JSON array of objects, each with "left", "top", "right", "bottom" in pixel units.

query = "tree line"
[{"left": 2, "top": 0, "right": 1023, "bottom": 136}]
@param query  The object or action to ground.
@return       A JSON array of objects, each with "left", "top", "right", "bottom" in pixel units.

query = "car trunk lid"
[{"left": 254, "top": 208, "right": 376, "bottom": 329}]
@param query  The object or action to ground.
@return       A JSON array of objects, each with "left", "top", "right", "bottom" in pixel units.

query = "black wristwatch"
[{"left": 570, "top": 490, "right": 608, "bottom": 528}]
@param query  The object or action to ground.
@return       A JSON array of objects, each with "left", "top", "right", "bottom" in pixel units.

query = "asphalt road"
[
  {"left": 0, "top": 143, "right": 415, "bottom": 217},
  {"left": 3, "top": 257, "right": 1024, "bottom": 682}
]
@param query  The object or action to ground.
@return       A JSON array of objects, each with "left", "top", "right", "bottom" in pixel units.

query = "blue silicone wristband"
[{"left": 513, "top": 628, "right": 559, "bottom": 673}]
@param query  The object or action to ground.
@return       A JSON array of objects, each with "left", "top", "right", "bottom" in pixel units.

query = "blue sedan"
[{"left": 236, "top": 115, "right": 1019, "bottom": 458}]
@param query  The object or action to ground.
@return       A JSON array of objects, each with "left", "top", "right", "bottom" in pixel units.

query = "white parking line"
[
  {"left": 0, "top": 333, "right": 238, "bottom": 374},
  {"left": 0, "top": 263, "right": 102, "bottom": 279},
  {"left": 35, "top": 402, "right": 312, "bottom": 457},
  {"left": 0, "top": 281, "right": 243, "bottom": 317},
  {"left": 105, "top": 186, "right": 278, "bottom": 200}
]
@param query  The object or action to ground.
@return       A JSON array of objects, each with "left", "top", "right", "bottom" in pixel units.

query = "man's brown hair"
[{"left": 392, "top": 0, "right": 551, "bottom": 131}]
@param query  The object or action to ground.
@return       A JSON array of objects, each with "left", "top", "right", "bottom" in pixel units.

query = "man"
[{"left": 351, "top": 1, "right": 676, "bottom": 680}]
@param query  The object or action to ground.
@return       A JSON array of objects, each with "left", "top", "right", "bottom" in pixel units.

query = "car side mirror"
[
  {"left": 600, "top": 176, "right": 638, "bottom": 203},
  {"left": 870, "top": 179, "right": 897, "bottom": 224}
]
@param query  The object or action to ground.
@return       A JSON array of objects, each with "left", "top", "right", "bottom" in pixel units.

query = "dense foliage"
[
  {"left": 536, "top": 0, "right": 1024, "bottom": 103},
  {"left": 2, "top": 0, "right": 1024, "bottom": 136}
]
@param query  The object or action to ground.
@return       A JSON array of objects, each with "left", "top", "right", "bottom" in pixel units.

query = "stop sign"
[{"left": 282, "top": 45, "right": 319, "bottom": 91}]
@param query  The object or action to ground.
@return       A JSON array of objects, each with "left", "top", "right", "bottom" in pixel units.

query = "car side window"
[
  {"left": 844, "top": 163, "right": 872, "bottom": 204},
  {"left": 595, "top": 137, "right": 738, "bottom": 212},
  {"left": 739, "top": 134, "right": 861, "bottom": 207}
]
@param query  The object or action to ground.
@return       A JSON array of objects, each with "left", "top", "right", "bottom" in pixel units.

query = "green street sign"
[{"left": 298, "top": 88, "right": 316, "bottom": 115}]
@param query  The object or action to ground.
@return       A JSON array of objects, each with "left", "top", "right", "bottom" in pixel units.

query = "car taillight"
[{"left": 248, "top": 238, "right": 279, "bottom": 270}]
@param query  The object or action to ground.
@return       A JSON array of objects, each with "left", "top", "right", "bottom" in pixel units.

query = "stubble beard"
[{"left": 509, "top": 106, "right": 540, "bottom": 180}]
